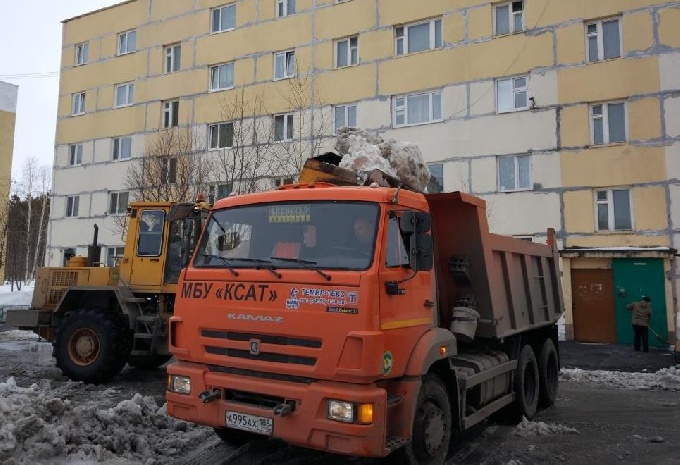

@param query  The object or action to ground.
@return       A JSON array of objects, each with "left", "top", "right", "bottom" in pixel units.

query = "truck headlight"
[
  {"left": 168, "top": 375, "right": 191, "bottom": 394},
  {"left": 327, "top": 400, "right": 354, "bottom": 423}
]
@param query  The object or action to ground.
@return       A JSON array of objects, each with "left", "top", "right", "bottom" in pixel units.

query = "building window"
[
  {"left": 334, "top": 104, "right": 357, "bottom": 133},
  {"left": 498, "top": 155, "right": 531, "bottom": 192},
  {"left": 495, "top": 1, "right": 524, "bottom": 35},
  {"left": 596, "top": 189, "right": 632, "bottom": 231},
  {"left": 274, "top": 50, "right": 295, "bottom": 80},
  {"left": 274, "top": 176, "right": 295, "bottom": 187},
  {"left": 75, "top": 42, "right": 89, "bottom": 65},
  {"left": 72, "top": 92, "right": 86, "bottom": 115},
  {"left": 276, "top": 0, "right": 295, "bottom": 17},
  {"left": 163, "top": 101, "right": 180, "bottom": 128},
  {"left": 161, "top": 158, "right": 178, "bottom": 185},
  {"left": 106, "top": 246, "right": 125, "bottom": 267},
  {"left": 209, "top": 122, "right": 234, "bottom": 149},
  {"left": 118, "top": 30, "right": 137, "bottom": 55},
  {"left": 395, "top": 18, "right": 442, "bottom": 56},
  {"left": 586, "top": 19, "right": 621, "bottom": 62},
  {"left": 69, "top": 144, "right": 83, "bottom": 166},
  {"left": 208, "top": 183, "right": 233, "bottom": 203},
  {"left": 497, "top": 76, "right": 528, "bottom": 113},
  {"left": 165, "top": 44, "right": 181, "bottom": 73},
  {"left": 113, "top": 137, "right": 132, "bottom": 160},
  {"left": 211, "top": 4, "right": 236, "bottom": 33},
  {"left": 109, "top": 191, "right": 129, "bottom": 215},
  {"left": 274, "top": 113, "right": 294, "bottom": 141},
  {"left": 591, "top": 102, "right": 626, "bottom": 145},
  {"left": 393, "top": 91, "right": 442, "bottom": 127},
  {"left": 114, "top": 83, "right": 134, "bottom": 108},
  {"left": 210, "top": 63, "right": 234, "bottom": 91},
  {"left": 335, "top": 36, "right": 358, "bottom": 68},
  {"left": 66, "top": 196, "right": 80, "bottom": 217},
  {"left": 427, "top": 163, "right": 444, "bottom": 193}
]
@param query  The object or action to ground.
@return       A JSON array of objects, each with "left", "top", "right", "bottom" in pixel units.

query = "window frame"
[
  {"left": 427, "top": 163, "right": 444, "bottom": 194},
  {"left": 395, "top": 18, "right": 443, "bottom": 56},
  {"left": 273, "top": 113, "right": 294, "bottom": 141},
  {"left": 211, "top": 4, "right": 236, "bottom": 34},
  {"left": 334, "top": 104, "right": 357, "bottom": 133},
  {"left": 590, "top": 101, "right": 627, "bottom": 145},
  {"left": 334, "top": 36, "right": 359, "bottom": 68},
  {"left": 273, "top": 50, "right": 296, "bottom": 80},
  {"left": 72, "top": 92, "right": 86, "bottom": 116},
  {"left": 109, "top": 191, "right": 130, "bottom": 215},
  {"left": 161, "top": 158, "right": 178, "bottom": 185},
  {"left": 164, "top": 44, "right": 181, "bottom": 73},
  {"left": 586, "top": 18, "right": 622, "bottom": 63},
  {"left": 595, "top": 189, "right": 633, "bottom": 231},
  {"left": 162, "top": 100, "right": 180, "bottom": 128},
  {"left": 494, "top": 1, "right": 525, "bottom": 35},
  {"left": 392, "top": 90, "right": 443, "bottom": 128},
  {"left": 114, "top": 82, "right": 135, "bottom": 108},
  {"left": 106, "top": 246, "right": 126, "bottom": 267},
  {"left": 117, "top": 30, "right": 137, "bottom": 55},
  {"left": 112, "top": 136, "right": 132, "bottom": 161},
  {"left": 66, "top": 196, "right": 80, "bottom": 218},
  {"left": 69, "top": 144, "right": 83, "bottom": 166},
  {"left": 209, "top": 62, "right": 235, "bottom": 91},
  {"left": 497, "top": 155, "right": 532, "bottom": 192},
  {"left": 208, "top": 122, "right": 235, "bottom": 150},
  {"left": 496, "top": 75, "right": 528, "bottom": 113},
  {"left": 75, "top": 42, "right": 89, "bottom": 66},
  {"left": 276, "top": 0, "right": 296, "bottom": 18}
]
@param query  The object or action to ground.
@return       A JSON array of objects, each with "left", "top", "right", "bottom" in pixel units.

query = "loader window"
[{"left": 137, "top": 210, "right": 165, "bottom": 257}]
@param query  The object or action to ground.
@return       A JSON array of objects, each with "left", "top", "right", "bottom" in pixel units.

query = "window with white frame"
[
  {"left": 596, "top": 189, "right": 632, "bottom": 231},
  {"left": 427, "top": 163, "right": 444, "bottom": 193},
  {"left": 274, "top": 176, "right": 295, "bottom": 187},
  {"left": 114, "top": 83, "right": 134, "bottom": 107},
  {"left": 165, "top": 44, "right": 181, "bottom": 73},
  {"left": 498, "top": 155, "right": 531, "bottom": 192},
  {"left": 274, "top": 113, "right": 294, "bottom": 141},
  {"left": 69, "top": 144, "right": 83, "bottom": 166},
  {"left": 586, "top": 19, "right": 621, "bottom": 62},
  {"left": 113, "top": 137, "right": 132, "bottom": 160},
  {"left": 72, "top": 92, "right": 86, "bottom": 115},
  {"left": 208, "top": 183, "right": 233, "bottom": 203},
  {"left": 210, "top": 63, "right": 234, "bottom": 90},
  {"left": 497, "top": 76, "right": 528, "bottom": 113},
  {"left": 335, "top": 36, "right": 358, "bottom": 68},
  {"left": 274, "top": 50, "right": 295, "bottom": 79},
  {"left": 276, "top": 0, "right": 295, "bottom": 17},
  {"left": 109, "top": 191, "right": 129, "bottom": 215},
  {"left": 106, "top": 246, "right": 125, "bottom": 267},
  {"left": 211, "top": 4, "right": 236, "bottom": 33},
  {"left": 334, "top": 104, "right": 357, "bottom": 132},
  {"left": 209, "top": 122, "right": 234, "bottom": 149},
  {"left": 395, "top": 18, "right": 442, "bottom": 56},
  {"left": 162, "top": 101, "right": 180, "bottom": 128},
  {"left": 118, "top": 30, "right": 137, "bottom": 55},
  {"left": 161, "top": 158, "right": 178, "bottom": 184},
  {"left": 393, "top": 91, "right": 442, "bottom": 127},
  {"left": 66, "top": 196, "right": 80, "bottom": 217},
  {"left": 495, "top": 1, "right": 524, "bottom": 35},
  {"left": 75, "top": 42, "right": 89, "bottom": 65},
  {"left": 590, "top": 102, "right": 626, "bottom": 145}
]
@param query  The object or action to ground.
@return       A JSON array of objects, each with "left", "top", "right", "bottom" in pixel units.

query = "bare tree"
[{"left": 30, "top": 166, "right": 51, "bottom": 278}]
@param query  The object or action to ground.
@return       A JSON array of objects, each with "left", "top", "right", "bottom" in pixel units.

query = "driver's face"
[{"left": 353, "top": 217, "right": 373, "bottom": 244}]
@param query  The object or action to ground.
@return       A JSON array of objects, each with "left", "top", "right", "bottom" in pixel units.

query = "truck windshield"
[{"left": 194, "top": 202, "right": 379, "bottom": 270}]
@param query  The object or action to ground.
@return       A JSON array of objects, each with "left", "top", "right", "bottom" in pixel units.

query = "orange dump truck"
[{"left": 165, "top": 158, "right": 564, "bottom": 464}]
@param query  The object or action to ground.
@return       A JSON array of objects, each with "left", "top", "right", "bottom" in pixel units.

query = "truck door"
[{"left": 130, "top": 209, "right": 167, "bottom": 287}]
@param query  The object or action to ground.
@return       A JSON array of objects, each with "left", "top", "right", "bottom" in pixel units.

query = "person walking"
[{"left": 626, "top": 296, "right": 652, "bottom": 352}]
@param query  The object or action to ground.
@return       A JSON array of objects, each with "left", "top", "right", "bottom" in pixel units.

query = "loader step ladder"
[{"left": 131, "top": 315, "right": 163, "bottom": 356}]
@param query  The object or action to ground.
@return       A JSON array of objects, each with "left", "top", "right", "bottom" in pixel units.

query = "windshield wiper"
[
  {"left": 201, "top": 254, "right": 239, "bottom": 276},
  {"left": 234, "top": 258, "right": 282, "bottom": 279},
  {"left": 269, "top": 256, "right": 331, "bottom": 281}
]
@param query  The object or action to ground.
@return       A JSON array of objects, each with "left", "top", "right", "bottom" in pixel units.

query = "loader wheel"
[
  {"left": 538, "top": 339, "right": 559, "bottom": 408},
  {"left": 213, "top": 427, "right": 261, "bottom": 446},
  {"left": 392, "top": 374, "right": 452, "bottom": 465},
  {"left": 55, "top": 308, "right": 130, "bottom": 384},
  {"left": 128, "top": 354, "right": 172, "bottom": 369}
]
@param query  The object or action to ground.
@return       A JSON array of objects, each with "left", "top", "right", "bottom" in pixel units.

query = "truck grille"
[
  {"left": 205, "top": 346, "right": 316, "bottom": 366},
  {"left": 47, "top": 270, "right": 80, "bottom": 305},
  {"left": 201, "top": 330, "right": 322, "bottom": 349}
]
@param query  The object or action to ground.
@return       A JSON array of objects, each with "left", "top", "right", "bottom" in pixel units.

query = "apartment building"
[
  {"left": 50, "top": 0, "right": 679, "bottom": 345},
  {"left": 0, "top": 81, "right": 19, "bottom": 283}
]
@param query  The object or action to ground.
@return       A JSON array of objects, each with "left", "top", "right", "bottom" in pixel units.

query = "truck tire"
[
  {"left": 128, "top": 354, "right": 172, "bottom": 369},
  {"left": 513, "top": 344, "right": 539, "bottom": 421},
  {"left": 213, "top": 427, "right": 261, "bottom": 446},
  {"left": 54, "top": 308, "right": 130, "bottom": 384},
  {"left": 538, "top": 339, "right": 559, "bottom": 408},
  {"left": 392, "top": 374, "right": 452, "bottom": 465}
]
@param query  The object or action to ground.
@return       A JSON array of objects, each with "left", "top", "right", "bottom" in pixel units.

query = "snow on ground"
[
  {"left": 0, "top": 376, "right": 210, "bottom": 465},
  {"left": 515, "top": 417, "right": 579, "bottom": 437},
  {"left": 560, "top": 366, "right": 680, "bottom": 391}
]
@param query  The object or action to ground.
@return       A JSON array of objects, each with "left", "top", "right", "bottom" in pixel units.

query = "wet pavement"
[{"left": 559, "top": 340, "right": 677, "bottom": 373}]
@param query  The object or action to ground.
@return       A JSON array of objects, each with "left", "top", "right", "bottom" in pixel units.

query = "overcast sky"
[{"left": 0, "top": 1, "right": 121, "bottom": 180}]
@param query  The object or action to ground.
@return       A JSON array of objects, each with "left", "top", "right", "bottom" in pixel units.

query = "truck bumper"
[{"left": 166, "top": 361, "right": 390, "bottom": 458}]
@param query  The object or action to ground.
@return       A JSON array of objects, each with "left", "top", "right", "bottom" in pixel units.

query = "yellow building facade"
[
  {"left": 0, "top": 81, "right": 18, "bottom": 284},
  {"left": 52, "top": 0, "right": 679, "bottom": 347}
]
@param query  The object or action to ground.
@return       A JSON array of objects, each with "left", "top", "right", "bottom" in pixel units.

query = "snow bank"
[
  {"left": 0, "top": 330, "right": 39, "bottom": 342},
  {"left": 0, "top": 377, "right": 210, "bottom": 465},
  {"left": 560, "top": 366, "right": 680, "bottom": 392},
  {"left": 515, "top": 417, "right": 579, "bottom": 437},
  {"left": 334, "top": 128, "right": 431, "bottom": 192}
]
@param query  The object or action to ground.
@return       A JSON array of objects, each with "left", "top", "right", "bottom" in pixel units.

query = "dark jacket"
[{"left": 626, "top": 300, "right": 652, "bottom": 327}]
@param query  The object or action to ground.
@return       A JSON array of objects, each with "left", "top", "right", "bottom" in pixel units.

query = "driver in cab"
[{"left": 349, "top": 216, "right": 374, "bottom": 256}]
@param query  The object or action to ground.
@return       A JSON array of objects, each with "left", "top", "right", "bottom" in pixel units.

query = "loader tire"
[
  {"left": 128, "top": 354, "right": 172, "bottom": 369},
  {"left": 54, "top": 308, "right": 130, "bottom": 384},
  {"left": 538, "top": 338, "right": 559, "bottom": 408}
]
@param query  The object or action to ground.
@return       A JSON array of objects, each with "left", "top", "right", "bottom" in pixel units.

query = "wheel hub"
[
  {"left": 68, "top": 328, "right": 100, "bottom": 366},
  {"left": 413, "top": 401, "right": 447, "bottom": 461},
  {"left": 424, "top": 408, "right": 446, "bottom": 455}
]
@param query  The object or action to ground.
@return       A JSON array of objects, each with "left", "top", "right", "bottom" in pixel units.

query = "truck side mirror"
[
  {"left": 400, "top": 211, "right": 431, "bottom": 233},
  {"left": 409, "top": 233, "right": 434, "bottom": 272}
]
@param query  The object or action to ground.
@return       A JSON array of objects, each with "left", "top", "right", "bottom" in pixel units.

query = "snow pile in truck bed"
[
  {"left": 334, "top": 128, "right": 431, "bottom": 192},
  {"left": 0, "top": 377, "right": 210, "bottom": 465},
  {"left": 515, "top": 417, "right": 579, "bottom": 437},
  {"left": 560, "top": 366, "right": 680, "bottom": 391}
]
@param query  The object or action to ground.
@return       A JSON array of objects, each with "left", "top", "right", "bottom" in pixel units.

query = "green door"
[{"left": 612, "top": 258, "right": 667, "bottom": 348}]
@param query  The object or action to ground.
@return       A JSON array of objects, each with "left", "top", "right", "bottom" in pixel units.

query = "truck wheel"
[
  {"left": 513, "top": 344, "right": 539, "bottom": 421},
  {"left": 393, "top": 374, "right": 452, "bottom": 465},
  {"left": 213, "top": 427, "right": 260, "bottom": 446},
  {"left": 128, "top": 354, "right": 172, "bottom": 369},
  {"left": 538, "top": 339, "right": 559, "bottom": 408},
  {"left": 54, "top": 308, "right": 130, "bottom": 384}
]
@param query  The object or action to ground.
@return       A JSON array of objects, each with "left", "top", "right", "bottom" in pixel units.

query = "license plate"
[{"left": 226, "top": 411, "right": 273, "bottom": 435}]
